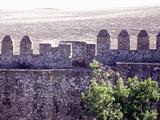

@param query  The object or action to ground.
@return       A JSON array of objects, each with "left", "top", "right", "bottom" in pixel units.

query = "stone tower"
[
  {"left": 137, "top": 30, "right": 149, "bottom": 50},
  {"left": 156, "top": 32, "right": 160, "bottom": 49},
  {"left": 20, "top": 36, "right": 32, "bottom": 55},
  {"left": 1, "top": 35, "right": 13, "bottom": 55},
  {"left": 97, "top": 29, "right": 110, "bottom": 56},
  {"left": 118, "top": 30, "right": 130, "bottom": 50}
]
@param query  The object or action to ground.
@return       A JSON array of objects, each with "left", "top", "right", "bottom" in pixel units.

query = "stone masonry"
[
  {"left": 96, "top": 29, "right": 160, "bottom": 66},
  {"left": 0, "top": 29, "right": 160, "bottom": 119},
  {"left": 0, "top": 29, "right": 160, "bottom": 69},
  {"left": 0, "top": 35, "right": 95, "bottom": 69},
  {"left": 0, "top": 69, "right": 91, "bottom": 120}
]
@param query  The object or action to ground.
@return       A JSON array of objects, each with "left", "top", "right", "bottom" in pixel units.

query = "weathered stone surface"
[
  {"left": 116, "top": 62, "right": 160, "bottom": 82},
  {"left": 0, "top": 29, "right": 160, "bottom": 119},
  {"left": 97, "top": 29, "right": 111, "bottom": 56},
  {"left": 97, "top": 49, "right": 160, "bottom": 66},
  {"left": 156, "top": 32, "right": 160, "bottom": 49},
  {"left": 137, "top": 30, "right": 149, "bottom": 50},
  {"left": 0, "top": 69, "right": 91, "bottom": 120},
  {"left": 61, "top": 41, "right": 87, "bottom": 67},
  {"left": 86, "top": 44, "right": 96, "bottom": 65},
  {"left": 0, "top": 36, "right": 96, "bottom": 69},
  {"left": 0, "top": 30, "right": 160, "bottom": 69},
  {"left": 20, "top": 35, "right": 32, "bottom": 56},
  {"left": 118, "top": 30, "right": 130, "bottom": 50},
  {"left": 1, "top": 35, "right": 13, "bottom": 56},
  {"left": 96, "top": 29, "right": 160, "bottom": 66},
  {"left": 97, "top": 29, "right": 110, "bottom": 37}
]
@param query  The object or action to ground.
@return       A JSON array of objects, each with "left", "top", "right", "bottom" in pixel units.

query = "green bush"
[{"left": 81, "top": 60, "right": 160, "bottom": 120}]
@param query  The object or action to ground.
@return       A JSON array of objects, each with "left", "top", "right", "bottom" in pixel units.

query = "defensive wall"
[
  {"left": 0, "top": 35, "right": 95, "bottom": 69},
  {"left": 116, "top": 62, "right": 160, "bottom": 82},
  {"left": 0, "top": 29, "right": 160, "bottom": 119},
  {"left": 96, "top": 29, "right": 160, "bottom": 80},
  {"left": 97, "top": 29, "right": 160, "bottom": 66},
  {"left": 0, "top": 69, "right": 91, "bottom": 120},
  {"left": 0, "top": 30, "right": 160, "bottom": 69}
]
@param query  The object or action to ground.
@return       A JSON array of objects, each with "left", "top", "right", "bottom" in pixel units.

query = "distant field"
[{"left": 0, "top": 7, "right": 160, "bottom": 54}]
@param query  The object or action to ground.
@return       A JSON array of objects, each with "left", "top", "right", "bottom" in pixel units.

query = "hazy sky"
[{"left": 0, "top": 0, "right": 160, "bottom": 10}]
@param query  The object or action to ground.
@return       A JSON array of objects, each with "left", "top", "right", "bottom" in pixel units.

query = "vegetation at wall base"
[{"left": 81, "top": 60, "right": 160, "bottom": 120}]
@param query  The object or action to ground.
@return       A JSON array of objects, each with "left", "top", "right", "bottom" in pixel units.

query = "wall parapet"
[
  {"left": 0, "top": 36, "right": 95, "bottom": 69},
  {"left": 96, "top": 29, "right": 160, "bottom": 66},
  {"left": 0, "top": 29, "right": 160, "bottom": 69}
]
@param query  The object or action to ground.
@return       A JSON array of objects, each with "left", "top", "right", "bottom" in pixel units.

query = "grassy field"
[{"left": 0, "top": 7, "right": 160, "bottom": 54}]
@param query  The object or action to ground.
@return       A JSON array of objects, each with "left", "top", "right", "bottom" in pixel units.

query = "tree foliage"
[{"left": 81, "top": 60, "right": 160, "bottom": 120}]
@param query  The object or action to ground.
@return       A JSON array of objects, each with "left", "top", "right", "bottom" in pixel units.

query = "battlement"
[
  {"left": 97, "top": 29, "right": 160, "bottom": 66},
  {"left": 97, "top": 29, "right": 154, "bottom": 53},
  {"left": 0, "top": 35, "right": 95, "bottom": 69},
  {"left": 1, "top": 30, "right": 160, "bottom": 120},
  {"left": 1, "top": 29, "right": 160, "bottom": 69}
]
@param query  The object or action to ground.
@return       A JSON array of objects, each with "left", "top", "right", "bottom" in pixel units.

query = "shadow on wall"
[{"left": 16, "top": 62, "right": 31, "bottom": 69}]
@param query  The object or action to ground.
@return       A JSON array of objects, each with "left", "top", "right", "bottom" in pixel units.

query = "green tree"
[
  {"left": 81, "top": 60, "right": 160, "bottom": 120},
  {"left": 81, "top": 80, "right": 123, "bottom": 120},
  {"left": 124, "top": 77, "right": 160, "bottom": 120}
]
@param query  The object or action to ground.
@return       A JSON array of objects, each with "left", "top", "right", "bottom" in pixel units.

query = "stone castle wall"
[
  {"left": 0, "top": 35, "right": 95, "bottom": 69},
  {"left": 0, "top": 29, "right": 160, "bottom": 120},
  {"left": 0, "top": 69, "right": 91, "bottom": 120},
  {"left": 116, "top": 62, "right": 160, "bottom": 82},
  {"left": 1, "top": 29, "right": 160, "bottom": 69},
  {"left": 96, "top": 29, "right": 160, "bottom": 66}
]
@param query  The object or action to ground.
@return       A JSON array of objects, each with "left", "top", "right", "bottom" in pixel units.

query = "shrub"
[{"left": 81, "top": 60, "right": 160, "bottom": 120}]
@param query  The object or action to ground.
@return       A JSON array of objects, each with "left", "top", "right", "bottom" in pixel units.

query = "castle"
[{"left": 0, "top": 30, "right": 160, "bottom": 120}]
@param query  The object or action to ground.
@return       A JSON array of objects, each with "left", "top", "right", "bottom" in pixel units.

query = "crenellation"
[
  {"left": 97, "top": 29, "right": 110, "bottom": 56},
  {"left": 58, "top": 43, "right": 71, "bottom": 58},
  {"left": 39, "top": 43, "right": 52, "bottom": 55},
  {"left": 0, "top": 30, "right": 159, "bottom": 69},
  {"left": 137, "top": 30, "right": 149, "bottom": 50},
  {"left": 60, "top": 41, "right": 88, "bottom": 67},
  {"left": 1, "top": 35, "right": 13, "bottom": 56},
  {"left": 71, "top": 41, "right": 87, "bottom": 66},
  {"left": 86, "top": 44, "right": 96, "bottom": 65},
  {"left": 20, "top": 35, "right": 32, "bottom": 56},
  {"left": 0, "top": 29, "right": 160, "bottom": 120},
  {"left": 156, "top": 32, "right": 160, "bottom": 49},
  {"left": 96, "top": 29, "right": 160, "bottom": 66},
  {"left": 118, "top": 30, "right": 130, "bottom": 50}
]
